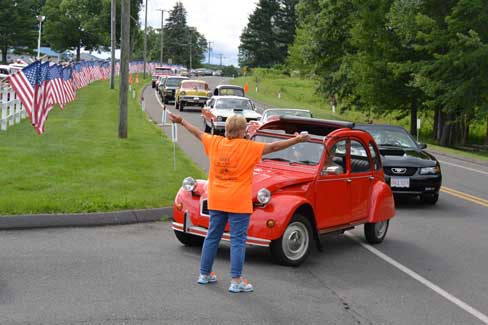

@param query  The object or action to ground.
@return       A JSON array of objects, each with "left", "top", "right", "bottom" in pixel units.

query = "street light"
[
  {"left": 156, "top": 9, "right": 166, "bottom": 64},
  {"left": 36, "top": 15, "right": 46, "bottom": 61}
]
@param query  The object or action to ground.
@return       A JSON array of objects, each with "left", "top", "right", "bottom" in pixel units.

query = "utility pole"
[
  {"left": 157, "top": 9, "right": 165, "bottom": 64},
  {"left": 143, "top": 0, "right": 148, "bottom": 78},
  {"left": 119, "top": 0, "right": 130, "bottom": 139},
  {"left": 207, "top": 41, "right": 213, "bottom": 65},
  {"left": 217, "top": 53, "right": 223, "bottom": 66},
  {"left": 189, "top": 28, "right": 193, "bottom": 72},
  {"left": 110, "top": 0, "right": 116, "bottom": 89}
]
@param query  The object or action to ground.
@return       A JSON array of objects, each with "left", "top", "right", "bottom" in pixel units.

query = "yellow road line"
[{"left": 441, "top": 187, "right": 488, "bottom": 208}]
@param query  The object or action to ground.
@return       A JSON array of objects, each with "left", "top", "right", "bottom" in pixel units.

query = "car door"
[
  {"left": 348, "top": 138, "right": 373, "bottom": 222},
  {"left": 315, "top": 139, "right": 351, "bottom": 229}
]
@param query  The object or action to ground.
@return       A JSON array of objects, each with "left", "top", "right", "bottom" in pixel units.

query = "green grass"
[
  {"left": 0, "top": 77, "right": 206, "bottom": 215},
  {"left": 233, "top": 75, "right": 488, "bottom": 161}
]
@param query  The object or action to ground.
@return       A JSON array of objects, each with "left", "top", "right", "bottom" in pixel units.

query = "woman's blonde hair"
[{"left": 225, "top": 114, "right": 247, "bottom": 139}]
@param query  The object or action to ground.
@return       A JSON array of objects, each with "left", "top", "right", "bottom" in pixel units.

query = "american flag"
[
  {"left": 35, "top": 62, "right": 53, "bottom": 134},
  {"left": 48, "top": 64, "right": 65, "bottom": 109},
  {"left": 62, "top": 66, "right": 76, "bottom": 104},
  {"left": 8, "top": 61, "right": 41, "bottom": 126}
]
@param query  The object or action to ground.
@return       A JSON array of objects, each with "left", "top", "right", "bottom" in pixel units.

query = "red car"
[{"left": 172, "top": 116, "right": 395, "bottom": 266}]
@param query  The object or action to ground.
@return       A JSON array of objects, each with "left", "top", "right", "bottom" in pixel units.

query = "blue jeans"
[{"left": 199, "top": 210, "right": 251, "bottom": 278}]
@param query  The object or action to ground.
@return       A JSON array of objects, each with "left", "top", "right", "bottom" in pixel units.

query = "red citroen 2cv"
[{"left": 172, "top": 116, "right": 395, "bottom": 266}]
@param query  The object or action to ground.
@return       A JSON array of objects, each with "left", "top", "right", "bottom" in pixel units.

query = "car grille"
[
  {"left": 200, "top": 199, "right": 209, "bottom": 216},
  {"left": 384, "top": 167, "right": 417, "bottom": 176}
]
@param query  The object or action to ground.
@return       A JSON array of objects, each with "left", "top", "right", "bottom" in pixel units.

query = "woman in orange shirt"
[{"left": 169, "top": 111, "right": 310, "bottom": 293}]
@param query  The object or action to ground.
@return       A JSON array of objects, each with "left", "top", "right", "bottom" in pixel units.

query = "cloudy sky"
[{"left": 139, "top": 0, "right": 258, "bottom": 67}]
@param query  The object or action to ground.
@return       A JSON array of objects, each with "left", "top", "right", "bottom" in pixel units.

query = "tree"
[
  {"left": 41, "top": 0, "right": 142, "bottom": 61},
  {"left": 287, "top": 0, "right": 357, "bottom": 105},
  {"left": 162, "top": 2, "right": 206, "bottom": 68},
  {"left": 0, "top": 0, "right": 38, "bottom": 63},
  {"left": 239, "top": 0, "right": 284, "bottom": 68},
  {"left": 413, "top": 0, "right": 488, "bottom": 145}
]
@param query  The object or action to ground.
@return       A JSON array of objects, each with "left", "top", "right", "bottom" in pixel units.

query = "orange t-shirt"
[{"left": 202, "top": 133, "right": 265, "bottom": 213}]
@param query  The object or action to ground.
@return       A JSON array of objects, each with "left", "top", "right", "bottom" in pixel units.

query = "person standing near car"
[{"left": 169, "top": 111, "right": 310, "bottom": 293}]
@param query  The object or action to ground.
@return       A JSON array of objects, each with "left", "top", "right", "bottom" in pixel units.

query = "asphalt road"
[{"left": 0, "top": 77, "right": 487, "bottom": 324}]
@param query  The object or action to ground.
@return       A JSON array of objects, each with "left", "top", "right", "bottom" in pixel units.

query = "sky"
[{"left": 139, "top": 0, "right": 258, "bottom": 67}]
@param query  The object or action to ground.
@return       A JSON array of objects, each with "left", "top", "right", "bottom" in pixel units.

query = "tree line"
[
  {"left": 239, "top": 0, "right": 488, "bottom": 145},
  {"left": 0, "top": 1, "right": 209, "bottom": 70}
]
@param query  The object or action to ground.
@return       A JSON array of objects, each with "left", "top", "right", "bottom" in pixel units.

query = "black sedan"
[{"left": 356, "top": 124, "right": 442, "bottom": 204}]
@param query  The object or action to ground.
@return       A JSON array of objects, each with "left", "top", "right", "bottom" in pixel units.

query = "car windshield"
[
  {"left": 255, "top": 135, "right": 323, "bottom": 165},
  {"left": 219, "top": 88, "right": 244, "bottom": 96},
  {"left": 182, "top": 82, "right": 208, "bottom": 90},
  {"left": 363, "top": 127, "right": 418, "bottom": 148},
  {"left": 155, "top": 67, "right": 173, "bottom": 74},
  {"left": 166, "top": 78, "right": 184, "bottom": 87},
  {"left": 263, "top": 109, "right": 311, "bottom": 122},
  {"left": 215, "top": 98, "right": 252, "bottom": 110}
]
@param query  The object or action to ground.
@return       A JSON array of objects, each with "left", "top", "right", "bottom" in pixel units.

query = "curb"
[{"left": 0, "top": 207, "right": 173, "bottom": 231}]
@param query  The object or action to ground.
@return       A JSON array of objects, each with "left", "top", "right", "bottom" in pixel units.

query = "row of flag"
[{"left": 9, "top": 60, "right": 183, "bottom": 135}]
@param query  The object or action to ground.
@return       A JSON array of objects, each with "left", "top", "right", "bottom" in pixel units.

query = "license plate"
[
  {"left": 193, "top": 97, "right": 199, "bottom": 101},
  {"left": 391, "top": 177, "right": 410, "bottom": 188}
]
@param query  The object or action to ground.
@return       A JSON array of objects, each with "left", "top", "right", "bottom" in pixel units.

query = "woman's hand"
[{"left": 168, "top": 112, "right": 183, "bottom": 124}]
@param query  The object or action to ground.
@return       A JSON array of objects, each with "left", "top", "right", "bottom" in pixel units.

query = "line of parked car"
[{"left": 165, "top": 78, "right": 442, "bottom": 266}]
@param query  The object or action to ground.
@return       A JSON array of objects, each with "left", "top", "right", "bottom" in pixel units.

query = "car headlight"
[
  {"left": 207, "top": 91, "right": 212, "bottom": 97},
  {"left": 257, "top": 188, "right": 271, "bottom": 204},
  {"left": 182, "top": 177, "right": 196, "bottom": 192},
  {"left": 216, "top": 116, "right": 223, "bottom": 122},
  {"left": 180, "top": 91, "right": 186, "bottom": 96},
  {"left": 420, "top": 165, "right": 441, "bottom": 175}
]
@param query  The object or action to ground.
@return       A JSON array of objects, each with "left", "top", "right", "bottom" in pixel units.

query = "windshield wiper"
[
  {"left": 262, "top": 157, "right": 290, "bottom": 162},
  {"left": 291, "top": 160, "right": 317, "bottom": 165}
]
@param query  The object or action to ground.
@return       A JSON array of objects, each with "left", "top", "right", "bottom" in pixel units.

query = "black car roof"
[{"left": 260, "top": 116, "right": 354, "bottom": 136}]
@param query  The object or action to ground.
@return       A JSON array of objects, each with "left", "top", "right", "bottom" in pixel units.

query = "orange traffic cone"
[
  {"left": 244, "top": 82, "right": 249, "bottom": 93},
  {"left": 135, "top": 74, "right": 140, "bottom": 84},
  {"left": 129, "top": 74, "right": 133, "bottom": 84}
]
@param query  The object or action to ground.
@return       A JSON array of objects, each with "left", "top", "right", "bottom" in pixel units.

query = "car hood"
[
  {"left": 379, "top": 146, "right": 438, "bottom": 167},
  {"left": 211, "top": 108, "right": 262, "bottom": 119},
  {"left": 251, "top": 166, "right": 315, "bottom": 193}
]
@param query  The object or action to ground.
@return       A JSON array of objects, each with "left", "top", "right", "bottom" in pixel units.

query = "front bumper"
[
  {"left": 385, "top": 174, "right": 442, "bottom": 195},
  {"left": 180, "top": 96, "right": 208, "bottom": 106},
  {"left": 172, "top": 210, "right": 271, "bottom": 247}
]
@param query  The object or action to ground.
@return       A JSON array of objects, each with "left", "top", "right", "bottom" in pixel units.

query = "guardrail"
[{"left": 0, "top": 84, "right": 26, "bottom": 131}]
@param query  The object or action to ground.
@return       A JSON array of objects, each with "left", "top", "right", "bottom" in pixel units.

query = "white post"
[
  {"left": 1, "top": 86, "right": 7, "bottom": 130},
  {"left": 171, "top": 123, "right": 177, "bottom": 170},
  {"left": 332, "top": 104, "right": 336, "bottom": 114},
  {"left": 141, "top": 99, "right": 145, "bottom": 111},
  {"left": 132, "top": 89, "right": 136, "bottom": 99},
  {"left": 416, "top": 118, "right": 421, "bottom": 142},
  {"left": 162, "top": 108, "right": 167, "bottom": 125},
  {"left": 8, "top": 88, "right": 14, "bottom": 126},
  {"left": 12, "top": 88, "right": 20, "bottom": 124}
]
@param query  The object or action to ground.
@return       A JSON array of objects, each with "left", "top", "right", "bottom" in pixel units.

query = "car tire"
[
  {"left": 175, "top": 101, "right": 180, "bottom": 111},
  {"left": 180, "top": 102, "right": 185, "bottom": 112},
  {"left": 364, "top": 220, "right": 389, "bottom": 244},
  {"left": 270, "top": 214, "right": 313, "bottom": 266},
  {"left": 174, "top": 230, "right": 204, "bottom": 246},
  {"left": 421, "top": 193, "right": 439, "bottom": 205}
]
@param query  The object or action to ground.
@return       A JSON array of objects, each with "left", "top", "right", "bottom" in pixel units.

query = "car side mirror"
[
  {"left": 322, "top": 165, "right": 342, "bottom": 176},
  {"left": 418, "top": 143, "right": 427, "bottom": 149}
]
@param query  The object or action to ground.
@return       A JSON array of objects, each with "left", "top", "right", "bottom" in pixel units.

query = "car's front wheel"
[
  {"left": 270, "top": 214, "right": 313, "bottom": 266},
  {"left": 364, "top": 220, "right": 389, "bottom": 244},
  {"left": 174, "top": 231, "right": 204, "bottom": 246}
]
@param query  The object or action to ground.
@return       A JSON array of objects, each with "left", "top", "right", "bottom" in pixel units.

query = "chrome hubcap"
[
  {"left": 282, "top": 222, "right": 309, "bottom": 261},
  {"left": 375, "top": 221, "right": 387, "bottom": 238}
]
